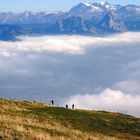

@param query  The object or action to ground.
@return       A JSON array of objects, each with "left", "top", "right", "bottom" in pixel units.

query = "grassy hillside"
[{"left": 0, "top": 99, "right": 140, "bottom": 140}]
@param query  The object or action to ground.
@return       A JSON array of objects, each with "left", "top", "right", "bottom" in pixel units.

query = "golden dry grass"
[{"left": 0, "top": 99, "right": 140, "bottom": 140}]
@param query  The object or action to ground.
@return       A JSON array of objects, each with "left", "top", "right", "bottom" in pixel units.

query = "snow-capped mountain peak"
[
  {"left": 92, "top": 2, "right": 120, "bottom": 11},
  {"left": 82, "top": 2, "right": 104, "bottom": 12},
  {"left": 99, "top": 1, "right": 109, "bottom": 6},
  {"left": 84, "top": 3, "right": 92, "bottom": 7}
]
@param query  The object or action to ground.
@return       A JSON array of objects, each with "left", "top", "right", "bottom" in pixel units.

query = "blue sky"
[{"left": 0, "top": 0, "right": 140, "bottom": 12}]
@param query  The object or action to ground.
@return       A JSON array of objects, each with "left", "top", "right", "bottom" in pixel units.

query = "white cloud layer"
[
  {"left": 0, "top": 32, "right": 140, "bottom": 56},
  {"left": 65, "top": 88, "right": 140, "bottom": 117}
]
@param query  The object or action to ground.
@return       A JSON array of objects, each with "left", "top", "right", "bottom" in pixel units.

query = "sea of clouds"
[{"left": 0, "top": 32, "right": 140, "bottom": 117}]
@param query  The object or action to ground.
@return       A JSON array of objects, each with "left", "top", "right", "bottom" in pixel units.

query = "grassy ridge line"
[{"left": 0, "top": 98, "right": 140, "bottom": 140}]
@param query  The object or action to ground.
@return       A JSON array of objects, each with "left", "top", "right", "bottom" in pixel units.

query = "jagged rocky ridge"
[{"left": 0, "top": 2, "right": 140, "bottom": 40}]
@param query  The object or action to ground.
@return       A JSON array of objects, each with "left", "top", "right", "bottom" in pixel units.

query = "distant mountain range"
[{"left": 0, "top": 2, "right": 140, "bottom": 40}]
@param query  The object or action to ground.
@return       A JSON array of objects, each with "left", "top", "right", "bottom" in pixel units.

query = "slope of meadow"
[{"left": 0, "top": 99, "right": 140, "bottom": 140}]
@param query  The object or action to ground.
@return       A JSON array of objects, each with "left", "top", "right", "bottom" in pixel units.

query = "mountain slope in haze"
[
  {"left": 98, "top": 12, "right": 127, "bottom": 33},
  {"left": 0, "top": 24, "right": 30, "bottom": 41},
  {"left": 0, "top": 99, "right": 140, "bottom": 140}
]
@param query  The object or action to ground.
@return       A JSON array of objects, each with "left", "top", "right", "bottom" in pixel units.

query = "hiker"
[
  {"left": 72, "top": 104, "right": 74, "bottom": 109},
  {"left": 50, "top": 100, "right": 54, "bottom": 105},
  {"left": 66, "top": 104, "right": 68, "bottom": 109}
]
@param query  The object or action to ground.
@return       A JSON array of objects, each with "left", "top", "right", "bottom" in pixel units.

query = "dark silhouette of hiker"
[
  {"left": 66, "top": 104, "right": 68, "bottom": 109},
  {"left": 72, "top": 104, "right": 74, "bottom": 109},
  {"left": 50, "top": 100, "right": 54, "bottom": 105}
]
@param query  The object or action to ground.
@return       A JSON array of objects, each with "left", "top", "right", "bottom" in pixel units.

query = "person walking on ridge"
[
  {"left": 50, "top": 100, "right": 54, "bottom": 105},
  {"left": 72, "top": 104, "right": 74, "bottom": 109},
  {"left": 66, "top": 104, "right": 68, "bottom": 109}
]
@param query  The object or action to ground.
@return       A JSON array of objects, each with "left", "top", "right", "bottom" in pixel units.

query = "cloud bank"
[
  {"left": 0, "top": 32, "right": 140, "bottom": 117},
  {"left": 0, "top": 32, "right": 140, "bottom": 56},
  {"left": 65, "top": 88, "right": 140, "bottom": 117}
]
